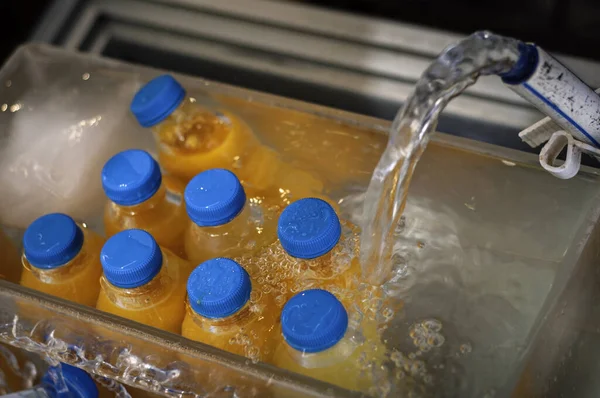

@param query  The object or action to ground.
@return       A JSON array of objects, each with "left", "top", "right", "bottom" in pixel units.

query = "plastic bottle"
[
  {"left": 130, "top": 74, "right": 322, "bottom": 206},
  {"left": 273, "top": 289, "right": 376, "bottom": 392},
  {"left": 20, "top": 213, "right": 104, "bottom": 306},
  {"left": 276, "top": 198, "right": 359, "bottom": 294},
  {"left": 181, "top": 258, "right": 276, "bottom": 362},
  {"left": 96, "top": 229, "right": 187, "bottom": 334},
  {"left": 102, "top": 149, "right": 188, "bottom": 259},
  {"left": 183, "top": 169, "right": 275, "bottom": 265},
  {"left": 4, "top": 363, "right": 98, "bottom": 398}
]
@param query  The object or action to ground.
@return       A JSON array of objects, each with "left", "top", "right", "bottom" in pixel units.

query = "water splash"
[{"left": 360, "top": 31, "right": 522, "bottom": 284}]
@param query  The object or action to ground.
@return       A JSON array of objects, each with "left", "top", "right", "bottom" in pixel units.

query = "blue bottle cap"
[
  {"left": 277, "top": 198, "right": 341, "bottom": 259},
  {"left": 281, "top": 289, "right": 348, "bottom": 353},
  {"left": 101, "top": 149, "right": 162, "bottom": 206},
  {"left": 130, "top": 74, "right": 186, "bottom": 127},
  {"left": 184, "top": 169, "right": 246, "bottom": 227},
  {"left": 42, "top": 363, "right": 99, "bottom": 398},
  {"left": 23, "top": 213, "right": 84, "bottom": 269},
  {"left": 187, "top": 258, "right": 252, "bottom": 319},
  {"left": 100, "top": 229, "right": 163, "bottom": 288}
]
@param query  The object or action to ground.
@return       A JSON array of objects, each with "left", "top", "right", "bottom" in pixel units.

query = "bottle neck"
[
  {"left": 100, "top": 265, "right": 172, "bottom": 309},
  {"left": 152, "top": 98, "right": 232, "bottom": 153},
  {"left": 22, "top": 228, "right": 91, "bottom": 283},
  {"left": 284, "top": 223, "right": 358, "bottom": 281},
  {"left": 190, "top": 202, "right": 251, "bottom": 235},
  {"left": 110, "top": 184, "right": 170, "bottom": 215},
  {"left": 186, "top": 300, "right": 254, "bottom": 334},
  {"left": 284, "top": 332, "right": 357, "bottom": 369}
]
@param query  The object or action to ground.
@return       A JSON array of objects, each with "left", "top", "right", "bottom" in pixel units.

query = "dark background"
[{"left": 4, "top": 0, "right": 599, "bottom": 63}]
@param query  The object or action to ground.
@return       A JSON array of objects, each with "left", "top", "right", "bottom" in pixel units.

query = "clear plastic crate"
[{"left": 1, "top": 43, "right": 600, "bottom": 397}]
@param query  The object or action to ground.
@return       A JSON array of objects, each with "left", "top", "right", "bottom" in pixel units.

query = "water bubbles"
[
  {"left": 395, "top": 369, "right": 406, "bottom": 380},
  {"left": 409, "top": 319, "right": 445, "bottom": 352},
  {"left": 427, "top": 334, "right": 445, "bottom": 348},
  {"left": 261, "top": 285, "right": 272, "bottom": 294},
  {"left": 275, "top": 295, "right": 286, "bottom": 307},
  {"left": 382, "top": 307, "right": 395, "bottom": 321},
  {"left": 409, "top": 360, "right": 427, "bottom": 377},
  {"left": 249, "top": 304, "right": 263, "bottom": 314},
  {"left": 421, "top": 319, "right": 442, "bottom": 332},
  {"left": 459, "top": 343, "right": 472, "bottom": 355},
  {"left": 390, "top": 350, "right": 405, "bottom": 367},
  {"left": 245, "top": 346, "right": 260, "bottom": 363}
]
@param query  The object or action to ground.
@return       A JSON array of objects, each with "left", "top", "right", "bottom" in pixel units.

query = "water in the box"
[
  {"left": 347, "top": 31, "right": 593, "bottom": 396},
  {"left": 360, "top": 31, "right": 522, "bottom": 285}
]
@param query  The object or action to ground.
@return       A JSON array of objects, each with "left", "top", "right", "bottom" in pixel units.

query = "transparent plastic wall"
[{"left": 1, "top": 44, "right": 600, "bottom": 397}]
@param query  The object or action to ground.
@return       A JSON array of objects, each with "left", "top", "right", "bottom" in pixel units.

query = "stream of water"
[{"left": 360, "top": 31, "right": 523, "bottom": 284}]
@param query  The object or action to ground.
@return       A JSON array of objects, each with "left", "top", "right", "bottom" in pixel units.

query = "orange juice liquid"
[
  {"left": 181, "top": 298, "right": 277, "bottom": 362},
  {"left": 241, "top": 198, "right": 359, "bottom": 308},
  {"left": 96, "top": 267, "right": 186, "bottom": 334},
  {"left": 104, "top": 184, "right": 188, "bottom": 259},
  {"left": 183, "top": 168, "right": 278, "bottom": 265},
  {"left": 273, "top": 289, "right": 385, "bottom": 393},
  {"left": 156, "top": 102, "right": 323, "bottom": 206},
  {"left": 273, "top": 321, "right": 384, "bottom": 392},
  {"left": 184, "top": 204, "right": 273, "bottom": 266},
  {"left": 102, "top": 149, "right": 188, "bottom": 259},
  {"left": 20, "top": 226, "right": 104, "bottom": 307},
  {"left": 130, "top": 75, "right": 322, "bottom": 207}
]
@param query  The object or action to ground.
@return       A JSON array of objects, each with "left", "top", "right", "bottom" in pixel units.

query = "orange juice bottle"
[
  {"left": 184, "top": 169, "right": 275, "bottom": 265},
  {"left": 276, "top": 198, "right": 359, "bottom": 294},
  {"left": 273, "top": 289, "right": 380, "bottom": 392},
  {"left": 130, "top": 74, "right": 322, "bottom": 205},
  {"left": 102, "top": 149, "right": 188, "bottom": 258},
  {"left": 181, "top": 258, "right": 276, "bottom": 362},
  {"left": 20, "top": 213, "right": 104, "bottom": 306},
  {"left": 96, "top": 229, "right": 187, "bottom": 334}
]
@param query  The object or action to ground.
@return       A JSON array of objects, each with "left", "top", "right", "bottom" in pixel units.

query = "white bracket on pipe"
[
  {"left": 539, "top": 131, "right": 600, "bottom": 179},
  {"left": 518, "top": 88, "right": 600, "bottom": 180}
]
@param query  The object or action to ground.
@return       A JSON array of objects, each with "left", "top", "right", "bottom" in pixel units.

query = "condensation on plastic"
[{"left": 0, "top": 48, "right": 154, "bottom": 229}]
